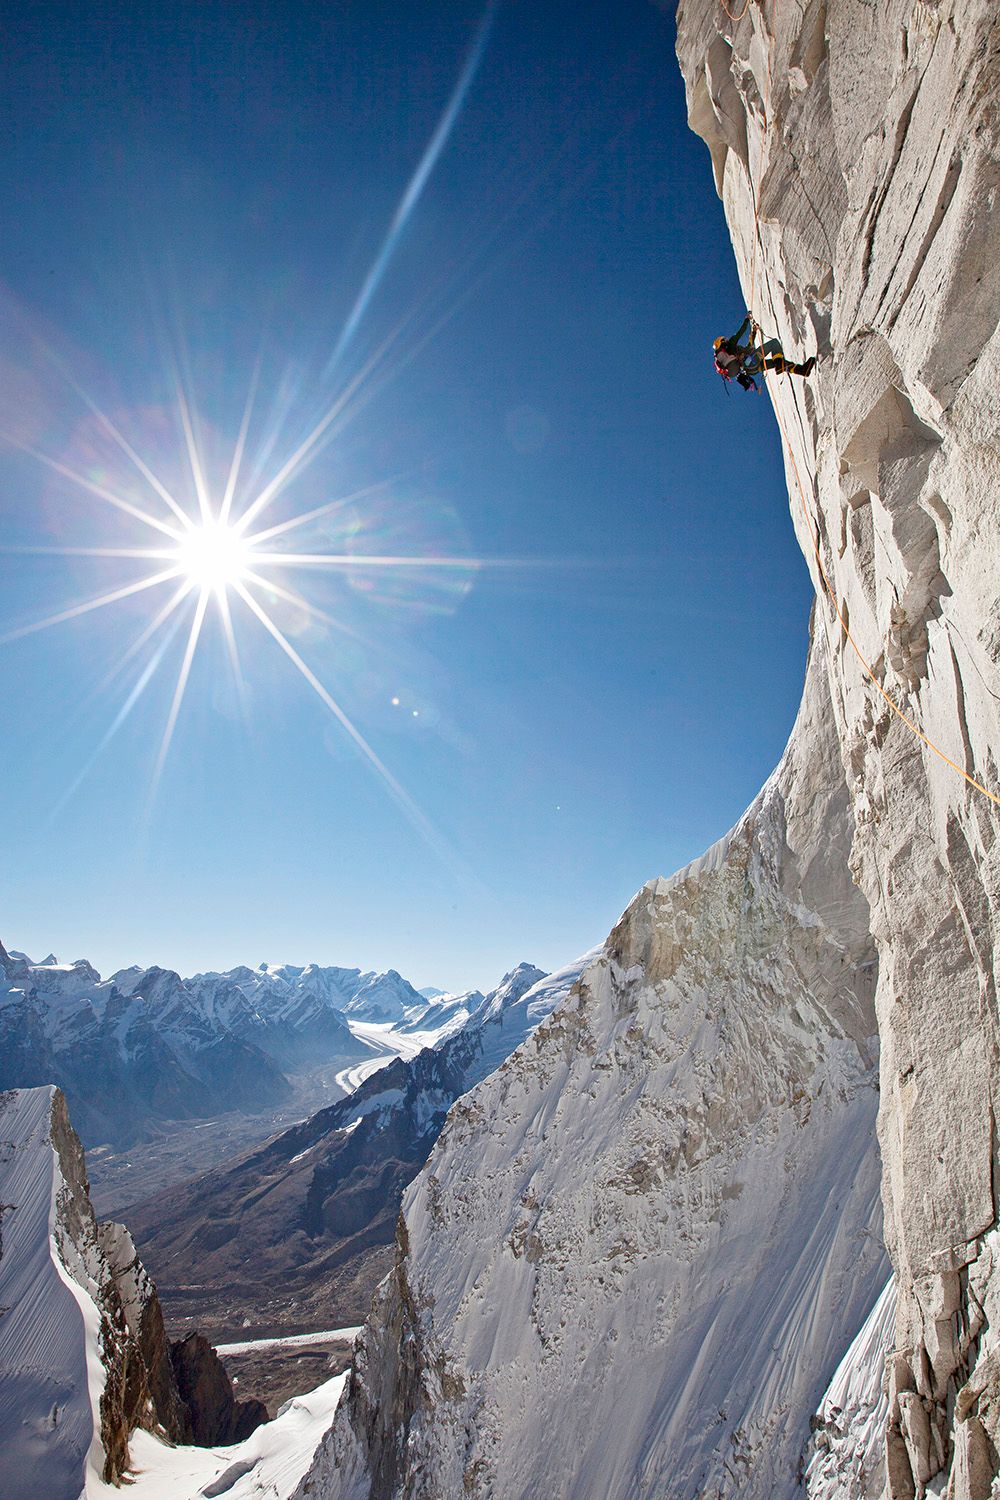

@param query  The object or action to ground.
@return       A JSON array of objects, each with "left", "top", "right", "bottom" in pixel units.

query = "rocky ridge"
[{"left": 0, "top": 1085, "right": 265, "bottom": 1494}]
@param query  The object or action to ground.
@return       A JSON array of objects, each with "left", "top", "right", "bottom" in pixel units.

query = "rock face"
[
  {"left": 294, "top": 624, "right": 888, "bottom": 1499},
  {"left": 674, "top": 1, "right": 1000, "bottom": 1494},
  {"left": 131, "top": 962, "right": 582, "bottom": 1341},
  {"left": 170, "top": 1332, "right": 269, "bottom": 1445},
  {"left": 281, "top": 4, "right": 1000, "bottom": 1494}
]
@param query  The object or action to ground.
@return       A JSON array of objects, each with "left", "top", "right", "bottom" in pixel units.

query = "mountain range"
[{"left": 0, "top": 942, "right": 441, "bottom": 1148}]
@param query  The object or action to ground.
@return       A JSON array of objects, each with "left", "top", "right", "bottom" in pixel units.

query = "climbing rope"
[{"left": 723, "top": 0, "right": 1000, "bottom": 810}]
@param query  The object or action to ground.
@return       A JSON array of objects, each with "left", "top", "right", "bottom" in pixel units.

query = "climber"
[{"left": 713, "top": 316, "right": 816, "bottom": 391}]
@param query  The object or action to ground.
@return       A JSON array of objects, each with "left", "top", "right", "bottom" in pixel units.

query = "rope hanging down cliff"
[{"left": 723, "top": 0, "right": 1000, "bottom": 810}]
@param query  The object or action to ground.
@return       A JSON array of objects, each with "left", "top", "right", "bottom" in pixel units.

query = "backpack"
[{"left": 714, "top": 345, "right": 739, "bottom": 379}]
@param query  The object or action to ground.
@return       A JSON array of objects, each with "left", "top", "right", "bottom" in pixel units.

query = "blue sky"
[{"left": 0, "top": 0, "right": 812, "bottom": 991}]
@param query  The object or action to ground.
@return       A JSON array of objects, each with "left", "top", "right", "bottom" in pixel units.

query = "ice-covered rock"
[{"left": 295, "top": 624, "right": 888, "bottom": 1499}]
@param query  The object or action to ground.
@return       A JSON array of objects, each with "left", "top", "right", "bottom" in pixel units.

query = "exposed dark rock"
[{"left": 169, "top": 1332, "right": 268, "bottom": 1445}]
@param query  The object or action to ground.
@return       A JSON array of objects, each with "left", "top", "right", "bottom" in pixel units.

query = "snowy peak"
[
  {"left": 188, "top": 959, "right": 430, "bottom": 1029},
  {"left": 205, "top": 961, "right": 365, "bottom": 1020},
  {"left": 395, "top": 987, "right": 485, "bottom": 1039},
  {"left": 340, "top": 968, "right": 426, "bottom": 1023},
  {"left": 474, "top": 961, "right": 546, "bottom": 1024},
  {"left": 0, "top": 941, "right": 457, "bottom": 1151},
  {"left": 0, "top": 945, "right": 291, "bottom": 1147}
]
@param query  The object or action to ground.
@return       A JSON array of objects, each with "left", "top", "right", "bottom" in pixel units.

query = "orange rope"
[{"left": 727, "top": 0, "right": 1000, "bottom": 810}]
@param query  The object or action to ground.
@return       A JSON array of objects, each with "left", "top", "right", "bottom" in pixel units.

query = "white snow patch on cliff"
[{"left": 806, "top": 1277, "right": 896, "bottom": 1500}]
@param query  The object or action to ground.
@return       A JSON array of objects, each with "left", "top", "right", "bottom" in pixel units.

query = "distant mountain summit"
[
  {"left": 0, "top": 942, "right": 290, "bottom": 1147},
  {"left": 341, "top": 968, "right": 429, "bottom": 1023}
]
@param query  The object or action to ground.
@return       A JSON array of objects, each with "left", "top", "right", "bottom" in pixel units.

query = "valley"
[
  {"left": 127, "top": 962, "right": 579, "bottom": 1344},
  {"left": 89, "top": 1021, "right": 434, "bottom": 1218}
]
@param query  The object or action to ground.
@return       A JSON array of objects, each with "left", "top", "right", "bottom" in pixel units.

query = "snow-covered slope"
[
  {"left": 92, "top": 1373, "right": 348, "bottom": 1500},
  {"left": 0, "top": 1085, "right": 276, "bottom": 1496},
  {"left": 458, "top": 956, "right": 598, "bottom": 1086},
  {"left": 394, "top": 988, "right": 484, "bottom": 1040},
  {"left": 0, "top": 1086, "right": 100, "bottom": 1498},
  {"left": 296, "top": 626, "right": 889, "bottom": 1500},
  {"left": 806, "top": 1279, "right": 896, "bottom": 1500}
]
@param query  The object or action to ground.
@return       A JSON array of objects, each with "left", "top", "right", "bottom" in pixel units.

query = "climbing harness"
[{"left": 719, "top": 0, "right": 1000, "bottom": 810}]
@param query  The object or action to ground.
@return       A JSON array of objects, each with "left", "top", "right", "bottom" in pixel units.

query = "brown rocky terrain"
[{"left": 219, "top": 1336, "right": 357, "bottom": 1418}]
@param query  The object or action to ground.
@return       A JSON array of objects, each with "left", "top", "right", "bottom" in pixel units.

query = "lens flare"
[{"left": 0, "top": 0, "right": 517, "bottom": 893}]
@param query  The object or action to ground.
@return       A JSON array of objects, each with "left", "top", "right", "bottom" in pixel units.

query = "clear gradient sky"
[{"left": 0, "top": 0, "right": 813, "bottom": 992}]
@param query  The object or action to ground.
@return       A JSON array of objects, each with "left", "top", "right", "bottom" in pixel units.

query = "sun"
[{"left": 173, "top": 520, "right": 252, "bottom": 593}]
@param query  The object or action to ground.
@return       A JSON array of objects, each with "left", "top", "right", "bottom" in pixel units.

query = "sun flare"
[{"left": 174, "top": 520, "right": 252, "bottom": 593}]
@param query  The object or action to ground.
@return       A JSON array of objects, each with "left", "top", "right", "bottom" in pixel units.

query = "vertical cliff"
[
  {"left": 674, "top": 3, "right": 1000, "bottom": 1494},
  {"left": 46, "top": 1086, "right": 190, "bottom": 1482},
  {"left": 290, "top": 3, "right": 999, "bottom": 1496}
]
